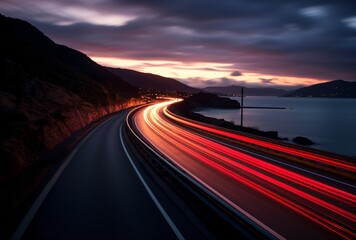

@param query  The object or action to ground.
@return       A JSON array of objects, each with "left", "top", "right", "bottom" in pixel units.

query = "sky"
[{"left": 1, "top": 0, "right": 356, "bottom": 89}]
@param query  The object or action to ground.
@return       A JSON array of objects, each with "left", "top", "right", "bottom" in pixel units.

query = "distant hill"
[
  {"left": 180, "top": 92, "right": 240, "bottom": 109},
  {"left": 283, "top": 80, "right": 356, "bottom": 98},
  {"left": 0, "top": 14, "right": 139, "bottom": 178},
  {"left": 203, "top": 85, "right": 289, "bottom": 96},
  {"left": 107, "top": 67, "right": 199, "bottom": 93}
]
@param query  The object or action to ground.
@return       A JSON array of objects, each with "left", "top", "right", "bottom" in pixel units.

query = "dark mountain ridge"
[
  {"left": 1, "top": 14, "right": 136, "bottom": 97},
  {"left": 284, "top": 80, "right": 356, "bottom": 98},
  {"left": 107, "top": 67, "right": 199, "bottom": 93}
]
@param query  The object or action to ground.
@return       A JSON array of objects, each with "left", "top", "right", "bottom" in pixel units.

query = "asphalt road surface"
[{"left": 13, "top": 109, "right": 194, "bottom": 240}]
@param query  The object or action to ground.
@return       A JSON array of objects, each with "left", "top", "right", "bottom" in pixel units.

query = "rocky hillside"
[{"left": 0, "top": 14, "right": 140, "bottom": 178}]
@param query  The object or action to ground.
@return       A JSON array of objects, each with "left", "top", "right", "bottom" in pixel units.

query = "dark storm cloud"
[
  {"left": 259, "top": 78, "right": 278, "bottom": 84},
  {"left": 231, "top": 71, "right": 243, "bottom": 77},
  {"left": 1, "top": 0, "right": 356, "bottom": 83},
  {"left": 205, "top": 77, "right": 243, "bottom": 86}
]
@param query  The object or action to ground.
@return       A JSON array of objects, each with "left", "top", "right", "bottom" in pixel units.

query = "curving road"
[
  {"left": 132, "top": 100, "right": 356, "bottom": 240},
  {"left": 12, "top": 109, "right": 201, "bottom": 240},
  {"left": 12, "top": 101, "right": 355, "bottom": 240}
]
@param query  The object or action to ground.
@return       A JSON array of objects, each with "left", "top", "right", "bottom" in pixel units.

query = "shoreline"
[
  {"left": 169, "top": 93, "right": 356, "bottom": 158},
  {"left": 169, "top": 102, "right": 285, "bottom": 141},
  {"left": 242, "top": 106, "right": 285, "bottom": 109}
]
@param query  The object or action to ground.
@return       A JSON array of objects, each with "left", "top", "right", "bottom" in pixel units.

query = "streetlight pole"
[{"left": 240, "top": 87, "right": 244, "bottom": 127}]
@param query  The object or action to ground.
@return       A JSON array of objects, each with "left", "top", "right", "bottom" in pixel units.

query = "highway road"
[
  {"left": 11, "top": 109, "right": 211, "bottom": 240},
  {"left": 131, "top": 100, "right": 356, "bottom": 240}
]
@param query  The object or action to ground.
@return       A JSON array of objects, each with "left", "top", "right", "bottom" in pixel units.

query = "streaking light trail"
[
  {"left": 164, "top": 107, "right": 356, "bottom": 173},
  {"left": 132, "top": 100, "right": 355, "bottom": 240}
]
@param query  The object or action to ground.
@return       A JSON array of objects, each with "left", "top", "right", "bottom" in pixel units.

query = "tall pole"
[{"left": 241, "top": 87, "right": 244, "bottom": 127}]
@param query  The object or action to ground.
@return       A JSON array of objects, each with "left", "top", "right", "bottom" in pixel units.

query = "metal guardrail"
[{"left": 124, "top": 106, "right": 280, "bottom": 240}]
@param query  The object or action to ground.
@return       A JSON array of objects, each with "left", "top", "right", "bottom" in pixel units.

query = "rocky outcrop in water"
[{"left": 292, "top": 136, "right": 315, "bottom": 145}]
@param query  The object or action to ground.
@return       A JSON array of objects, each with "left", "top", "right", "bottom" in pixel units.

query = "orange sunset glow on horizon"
[{"left": 91, "top": 56, "right": 326, "bottom": 89}]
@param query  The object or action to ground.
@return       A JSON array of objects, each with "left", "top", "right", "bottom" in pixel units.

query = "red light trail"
[
  {"left": 132, "top": 101, "right": 356, "bottom": 239},
  {"left": 164, "top": 107, "right": 356, "bottom": 173}
]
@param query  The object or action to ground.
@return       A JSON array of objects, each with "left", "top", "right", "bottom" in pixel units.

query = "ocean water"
[{"left": 195, "top": 96, "right": 356, "bottom": 157}]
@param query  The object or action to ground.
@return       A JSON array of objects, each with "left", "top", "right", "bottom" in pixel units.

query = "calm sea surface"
[{"left": 195, "top": 96, "right": 356, "bottom": 157}]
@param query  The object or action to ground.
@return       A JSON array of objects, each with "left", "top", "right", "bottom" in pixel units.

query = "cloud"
[
  {"left": 0, "top": 0, "right": 137, "bottom": 26},
  {"left": 206, "top": 77, "right": 243, "bottom": 86},
  {"left": 1, "top": 0, "right": 356, "bottom": 84},
  {"left": 230, "top": 70, "right": 243, "bottom": 76},
  {"left": 179, "top": 76, "right": 301, "bottom": 89},
  {"left": 343, "top": 16, "right": 356, "bottom": 29},
  {"left": 300, "top": 6, "right": 327, "bottom": 17},
  {"left": 259, "top": 78, "right": 278, "bottom": 84},
  {"left": 179, "top": 77, "right": 245, "bottom": 88}
]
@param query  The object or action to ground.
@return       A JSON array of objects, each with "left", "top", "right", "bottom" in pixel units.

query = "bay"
[{"left": 195, "top": 96, "right": 356, "bottom": 157}]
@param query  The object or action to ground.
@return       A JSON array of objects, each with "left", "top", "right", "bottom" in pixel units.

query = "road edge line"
[
  {"left": 11, "top": 115, "right": 117, "bottom": 240},
  {"left": 119, "top": 124, "right": 185, "bottom": 240}
]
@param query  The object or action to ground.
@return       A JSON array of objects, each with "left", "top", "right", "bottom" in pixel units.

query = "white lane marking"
[
  {"left": 11, "top": 115, "right": 120, "bottom": 240},
  {"left": 119, "top": 124, "right": 185, "bottom": 240},
  {"left": 129, "top": 110, "right": 283, "bottom": 240}
]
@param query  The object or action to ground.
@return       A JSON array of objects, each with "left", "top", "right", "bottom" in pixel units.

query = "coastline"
[
  {"left": 169, "top": 100, "right": 284, "bottom": 141},
  {"left": 191, "top": 96, "right": 356, "bottom": 158}
]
